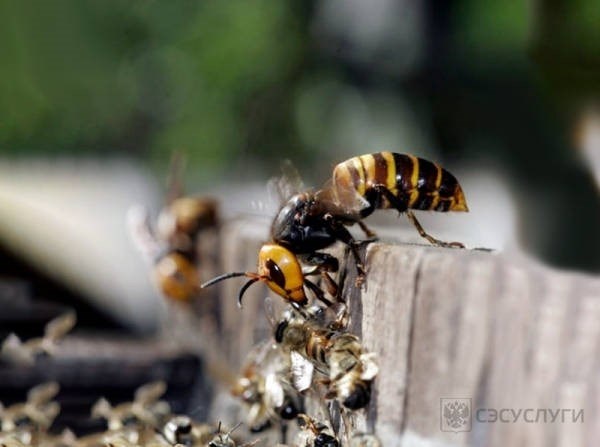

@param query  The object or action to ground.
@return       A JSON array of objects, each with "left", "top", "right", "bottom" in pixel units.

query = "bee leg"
[
  {"left": 280, "top": 422, "right": 288, "bottom": 444},
  {"left": 405, "top": 210, "right": 465, "bottom": 248},
  {"left": 304, "top": 279, "right": 334, "bottom": 307}
]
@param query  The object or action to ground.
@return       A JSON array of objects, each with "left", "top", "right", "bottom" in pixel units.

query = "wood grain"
[{"left": 212, "top": 219, "right": 600, "bottom": 447}]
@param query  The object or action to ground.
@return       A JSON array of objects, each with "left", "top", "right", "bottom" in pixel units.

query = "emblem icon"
[{"left": 440, "top": 398, "right": 471, "bottom": 432}]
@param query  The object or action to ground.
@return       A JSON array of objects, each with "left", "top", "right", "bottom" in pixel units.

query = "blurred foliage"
[
  {"left": 0, "top": 0, "right": 599, "bottom": 270},
  {"left": 0, "top": 0, "right": 306, "bottom": 176}
]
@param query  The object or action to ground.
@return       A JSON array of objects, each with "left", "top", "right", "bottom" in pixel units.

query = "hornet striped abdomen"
[{"left": 332, "top": 152, "right": 468, "bottom": 216}]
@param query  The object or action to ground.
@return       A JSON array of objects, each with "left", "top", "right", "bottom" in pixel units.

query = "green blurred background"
[{"left": 1, "top": 0, "right": 599, "bottom": 271}]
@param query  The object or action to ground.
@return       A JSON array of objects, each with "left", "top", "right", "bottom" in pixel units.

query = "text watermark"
[{"left": 440, "top": 398, "right": 584, "bottom": 433}]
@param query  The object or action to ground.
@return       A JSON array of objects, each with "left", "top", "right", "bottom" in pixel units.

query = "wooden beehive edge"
[{"left": 211, "top": 218, "right": 600, "bottom": 447}]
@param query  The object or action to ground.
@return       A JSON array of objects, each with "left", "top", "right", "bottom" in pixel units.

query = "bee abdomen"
[{"left": 306, "top": 332, "right": 331, "bottom": 366}]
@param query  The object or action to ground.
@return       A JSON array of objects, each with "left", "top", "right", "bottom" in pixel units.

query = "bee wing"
[
  {"left": 90, "top": 397, "right": 112, "bottom": 419},
  {"left": 290, "top": 351, "right": 314, "bottom": 392},
  {"left": 134, "top": 381, "right": 167, "bottom": 405},
  {"left": 33, "top": 401, "right": 60, "bottom": 428},
  {"left": 242, "top": 339, "right": 276, "bottom": 371},
  {"left": 240, "top": 440, "right": 261, "bottom": 447},
  {"left": 264, "top": 296, "right": 278, "bottom": 330},
  {"left": 27, "top": 382, "right": 59, "bottom": 406},
  {"left": 2, "top": 333, "right": 23, "bottom": 353},
  {"left": 45, "top": 312, "right": 76, "bottom": 342},
  {"left": 264, "top": 373, "right": 285, "bottom": 408},
  {"left": 359, "top": 353, "right": 379, "bottom": 381},
  {"left": 264, "top": 296, "right": 289, "bottom": 331},
  {"left": 1, "top": 334, "right": 33, "bottom": 365}
]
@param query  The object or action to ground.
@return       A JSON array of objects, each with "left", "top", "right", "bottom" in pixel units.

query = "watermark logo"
[
  {"left": 439, "top": 398, "right": 584, "bottom": 432},
  {"left": 440, "top": 398, "right": 472, "bottom": 432}
]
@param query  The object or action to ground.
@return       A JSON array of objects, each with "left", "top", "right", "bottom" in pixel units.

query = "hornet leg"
[
  {"left": 406, "top": 210, "right": 465, "bottom": 248},
  {"left": 374, "top": 184, "right": 465, "bottom": 248}
]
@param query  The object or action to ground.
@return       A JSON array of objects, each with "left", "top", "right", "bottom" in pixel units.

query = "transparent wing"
[
  {"left": 242, "top": 339, "right": 276, "bottom": 371},
  {"left": 1, "top": 333, "right": 32, "bottom": 365},
  {"left": 314, "top": 180, "right": 370, "bottom": 218},
  {"left": 90, "top": 398, "right": 112, "bottom": 419},
  {"left": 27, "top": 382, "right": 59, "bottom": 405},
  {"left": 264, "top": 296, "right": 290, "bottom": 331},
  {"left": 45, "top": 312, "right": 77, "bottom": 342},
  {"left": 134, "top": 381, "right": 166, "bottom": 405},
  {"left": 165, "top": 151, "right": 185, "bottom": 204},
  {"left": 126, "top": 204, "right": 164, "bottom": 263},
  {"left": 264, "top": 373, "right": 285, "bottom": 408},
  {"left": 290, "top": 351, "right": 314, "bottom": 392},
  {"left": 359, "top": 353, "right": 379, "bottom": 381},
  {"left": 267, "top": 159, "right": 306, "bottom": 205}
]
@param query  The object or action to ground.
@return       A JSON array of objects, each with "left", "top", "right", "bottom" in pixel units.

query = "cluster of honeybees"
[
  {"left": 130, "top": 152, "right": 469, "bottom": 447},
  {"left": 0, "top": 381, "right": 262, "bottom": 447},
  {"left": 0, "top": 380, "right": 380, "bottom": 447}
]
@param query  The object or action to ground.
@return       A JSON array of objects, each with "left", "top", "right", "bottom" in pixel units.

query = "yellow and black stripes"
[{"left": 332, "top": 152, "right": 468, "bottom": 215}]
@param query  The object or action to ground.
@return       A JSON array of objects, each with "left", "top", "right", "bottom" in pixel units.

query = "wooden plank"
[{"left": 210, "top": 218, "right": 600, "bottom": 447}]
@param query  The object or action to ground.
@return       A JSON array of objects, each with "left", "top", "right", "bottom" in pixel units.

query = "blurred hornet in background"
[
  {"left": 271, "top": 152, "right": 468, "bottom": 278},
  {"left": 273, "top": 304, "right": 378, "bottom": 411},
  {"left": 232, "top": 340, "right": 303, "bottom": 435},
  {"left": 128, "top": 154, "right": 219, "bottom": 303}
]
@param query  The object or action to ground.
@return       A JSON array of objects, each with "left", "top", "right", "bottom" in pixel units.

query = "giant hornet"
[
  {"left": 272, "top": 152, "right": 468, "bottom": 277},
  {"left": 128, "top": 153, "right": 219, "bottom": 304},
  {"left": 272, "top": 305, "right": 378, "bottom": 411},
  {"left": 202, "top": 152, "right": 466, "bottom": 305}
]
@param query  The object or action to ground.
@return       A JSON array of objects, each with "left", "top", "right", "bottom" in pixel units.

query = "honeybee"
[
  {"left": 91, "top": 381, "right": 171, "bottom": 431},
  {"left": 295, "top": 414, "right": 339, "bottom": 447},
  {"left": 201, "top": 244, "right": 338, "bottom": 309},
  {"left": 274, "top": 307, "right": 378, "bottom": 410},
  {"left": 0, "top": 382, "right": 62, "bottom": 446},
  {"left": 1, "top": 312, "right": 76, "bottom": 365},
  {"left": 152, "top": 416, "right": 232, "bottom": 447},
  {"left": 204, "top": 422, "right": 249, "bottom": 447},
  {"left": 271, "top": 152, "right": 468, "bottom": 277},
  {"left": 348, "top": 433, "right": 381, "bottom": 447},
  {"left": 232, "top": 341, "right": 303, "bottom": 434}
]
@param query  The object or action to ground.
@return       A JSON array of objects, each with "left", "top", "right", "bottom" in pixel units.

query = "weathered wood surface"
[{"left": 211, "top": 218, "right": 600, "bottom": 447}]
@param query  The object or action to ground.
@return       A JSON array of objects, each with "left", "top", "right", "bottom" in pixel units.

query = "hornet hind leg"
[
  {"left": 406, "top": 210, "right": 464, "bottom": 248},
  {"left": 373, "top": 184, "right": 465, "bottom": 248}
]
